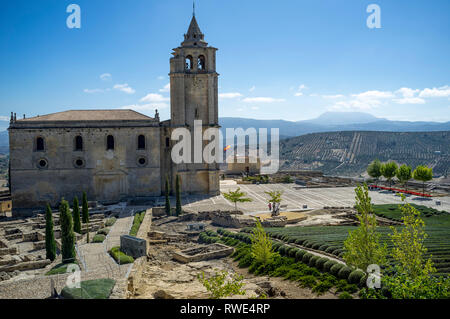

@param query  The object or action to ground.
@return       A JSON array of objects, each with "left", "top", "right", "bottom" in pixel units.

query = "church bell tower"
[{"left": 168, "top": 11, "right": 220, "bottom": 195}]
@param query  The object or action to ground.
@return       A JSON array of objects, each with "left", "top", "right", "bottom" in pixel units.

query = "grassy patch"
[
  {"left": 129, "top": 211, "right": 146, "bottom": 237},
  {"left": 105, "top": 217, "right": 116, "bottom": 227},
  {"left": 92, "top": 234, "right": 106, "bottom": 243},
  {"left": 60, "top": 278, "right": 116, "bottom": 299},
  {"left": 109, "top": 246, "right": 134, "bottom": 264},
  {"left": 46, "top": 261, "right": 79, "bottom": 276}
]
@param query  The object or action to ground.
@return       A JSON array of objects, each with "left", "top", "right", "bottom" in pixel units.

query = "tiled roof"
[{"left": 17, "top": 110, "right": 154, "bottom": 122}]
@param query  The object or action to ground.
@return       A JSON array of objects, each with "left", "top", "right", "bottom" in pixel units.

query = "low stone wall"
[
  {"left": 123, "top": 208, "right": 153, "bottom": 298},
  {"left": 0, "top": 259, "right": 51, "bottom": 272},
  {"left": 172, "top": 243, "right": 234, "bottom": 264},
  {"left": 0, "top": 247, "right": 17, "bottom": 256}
]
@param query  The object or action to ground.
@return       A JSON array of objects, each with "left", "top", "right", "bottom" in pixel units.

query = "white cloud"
[
  {"left": 242, "top": 97, "right": 285, "bottom": 103},
  {"left": 100, "top": 73, "right": 112, "bottom": 81},
  {"left": 323, "top": 94, "right": 345, "bottom": 99},
  {"left": 219, "top": 92, "right": 243, "bottom": 99},
  {"left": 393, "top": 97, "right": 426, "bottom": 104},
  {"left": 120, "top": 103, "right": 168, "bottom": 111},
  {"left": 393, "top": 88, "right": 425, "bottom": 104},
  {"left": 113, "top": 83, "right": 136, "bottom": 94},
  {"left": 351, "top": 90, "right": 394, "bottom": 100},
  {"left": 294, "top": 84, "right": 307, "bottom": 97},
  {"left": 250, "top": 106, "right": 259, "bottom": 110},
  {"left": 249, "top": 86, "right": 256, "bottom": 92},
  {"left": 157, "top": 76, "right": 165, "bottom": 80},
  {"left": 419, "top": 85, "right": 450, "bottom": 98},
  {"left": 140, "top": 93, "right": 169, "bottom": 103},
  {"left": 0, "top": 116, "right": 9, "bottom": 121},
  {"left": 83, "top": 88, "right": 104, "bottom": 94},
  {"left": 159, "top": 83, "right": 170, "bottom": 93}
]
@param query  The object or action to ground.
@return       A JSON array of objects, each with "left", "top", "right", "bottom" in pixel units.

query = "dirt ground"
[{"left": 131, "top": 218, "right": 341, "bottom": 299}]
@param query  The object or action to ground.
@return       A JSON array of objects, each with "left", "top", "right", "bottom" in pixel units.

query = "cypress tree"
[
  {"left": 165, "top": 176, "right": 171, "bottom": 216},
  {"left": 82, "top": 191, "right": 89, "bottom": 224},
  {"left": 60, "top": 199, "right": 76, "bottom": 264},
  {"left": 175, "top": 174, "right": 182, "bottom": 216},
  {"left": 72, "top": 196, "right": 81, "bottom": 233},
  {"left": 45, "top": 204, "right": 56, "bottom": 261}
]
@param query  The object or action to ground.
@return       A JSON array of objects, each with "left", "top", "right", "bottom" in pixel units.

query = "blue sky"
[{"left": 0, "top": 0, "right": 449, "bottom": 131}]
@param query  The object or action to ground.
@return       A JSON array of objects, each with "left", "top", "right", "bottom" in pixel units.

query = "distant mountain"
[
  {"left": 219, "top": 113, "right": 450, "bottom": 138},
  {"left": 301, "top": 112, "right": 380, "bottom": 126},
  {"left": 279, "top": 131, "right": 450, "bottom": 177},
  {"left": 0, "top": 131, "right": 8, "bottom": 154}
]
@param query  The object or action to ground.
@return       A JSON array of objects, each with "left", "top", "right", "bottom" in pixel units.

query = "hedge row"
[{"left": 235, "top": 229, "right": 366, "bottom": 286}]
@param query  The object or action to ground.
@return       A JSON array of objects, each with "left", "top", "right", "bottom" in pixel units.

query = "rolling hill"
[
  {"left": 279, "top": 131, "right": 450, "bottom": 177},
  {"left": 220, "top": 113, "right": 450, "bottom": 138}
]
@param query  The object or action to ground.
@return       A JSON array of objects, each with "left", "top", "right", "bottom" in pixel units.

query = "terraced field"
[
  {"left": 280, "top": 131, "right": 450, "bottom": 176},
  {"left": 263, "top": 204, "right": 450, "bottom": 275}
]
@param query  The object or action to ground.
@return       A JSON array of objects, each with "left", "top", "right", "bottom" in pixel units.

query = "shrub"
[
  {"left": 92, "top": 234, "right": 106, "bottom": 243},
  {"left": 325, "top": 247, "right": 336, "bottom": 254},
  {"left": 323, "top": 260, "right": 337, "bottom": 272},
  {"left": 295, "top": 250, "right": 306, "bottom": 261},
  {"left": 330, "top": 263, "right": 345, "bottom": 276},
  {"left": 338, "top": 266, "right": 353, "bottom": 280},
  {"left": 288, "top": 238, "right": 296, "bottom": 243},
  {"left": 109, "top": 247, "right": 134, "bottom": 264},
  {"left": 302, "top": 253, "right": 313, "bottom": 264},
  {"left": 339, "top": 292, "right": 353, "bottom": 299},
  {"left": 279, "top": 245, "right": 288, "bottom": 256},
  {"left": 309, "top": 256, "right": 320, "bottom": 267},
  {"left": 298, "top": 275, "right": 317, "bottom": 288},
  {"left": 359, "top": 274, "right": 368, "bottom": 288},
  {"left": 288, "top": 247, "right": 298, "bottom": 257},
  {"left": 312, "top": 243, "right": 322, "bottom": 250},
  {"left": 130, "top": 211, "right": 146, "bottom": 237},
  {"left": 348, "top": 270, "right": 366, "bottom": 285},
  {"left": 318, "top": 245, "right": 329, "bottom": 251},
  {"left": 105, "top": 217, "right": 116, "bottom": 227},
  {"left": 295, "top": 239, "right": 305, "bottom": 245},
  {"left": 97, "top": 228, "right": 110, "bottom": 236},
  {"left": 316, "top": 257, "right": 329, "bottom": 271}
]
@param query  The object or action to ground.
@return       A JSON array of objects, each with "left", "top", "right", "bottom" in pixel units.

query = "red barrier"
[{"left": 368, "top": 185, "right": 432, "bottom": 197}]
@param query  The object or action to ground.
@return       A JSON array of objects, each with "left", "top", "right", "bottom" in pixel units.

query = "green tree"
[
  {"left": 250, "top": 218, "right": 278, "bottom": 266},
  {"left": 413, "top": 165, "right": 433, "bottom": 195},
  {"left": 389, "top": 198, "right": 435, "bottom": 279},
  {"left": 72, "top": 196, "right": 81, "bottom": 233},
  {"left": 343, "top": 184, "right": 387, "bottom": 271},
  {"left": 175, "top": 174, "right": 182, "bottom": 216},
  {"left": 223, "top": 187, "right": 252, "bottom": 211},
  {"left": 264, "top": 190, "right": 283, "bottom": 214},
  {"left": 381, "top": 161, "right": 398, "bottom": 187},
  {"left": 381, "top": 197, "right": 440, "bottom": 298},
  {"left": 396, "top": 164, "right": 412, "bottom": 191},
  {"left": 59, "top": 199, "right": 76, "bottom": 264},
  {"left": 367, "top": 159, "right": 382, "bottom": 186},
  {"left": 81, "top": 191, "right": 89, "bottom": 224},
  {"left": 45, "top": 204, "right": 56, "bottom": 261},
  {"left": 198, "top": 270, "right": 246, "bottom": 299},
  {"left": 165, "top": 175, "right": 171, "bottom": 216}
]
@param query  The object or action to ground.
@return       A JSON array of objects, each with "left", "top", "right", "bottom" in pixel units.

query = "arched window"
[
  {"left": 36, "top": 137, "right": 45, "bottom": 151},
  {"left": 138, "top": 135, "right": 146, "bottom": 150},
  {"left": 198, "top": 55, "right": 206, "bottom": 70},
  {"left": 186, "top": 55, "right": 193, "bottom": 70},
  {"left": 107, "top": 135, "right": 114, "bottom": 150},
  {"left": 75, "top": 136, "right": 83, "bottom": 151}
]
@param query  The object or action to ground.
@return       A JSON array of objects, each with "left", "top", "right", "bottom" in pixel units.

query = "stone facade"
[{"left": 8, "top": 14, "right": 220, "bottom": 216}]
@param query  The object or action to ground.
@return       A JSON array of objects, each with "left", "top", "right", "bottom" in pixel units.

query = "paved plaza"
[{"left": 181, "top": 181, "right": 450, "bottom": 214}]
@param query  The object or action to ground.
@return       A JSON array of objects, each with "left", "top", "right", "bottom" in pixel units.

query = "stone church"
[{"left": 8, "top": 14, "right": 220, "bottom": 216}]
